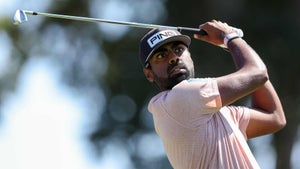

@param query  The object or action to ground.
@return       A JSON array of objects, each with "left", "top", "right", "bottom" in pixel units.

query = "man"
[{"left": 138, "top": 20, "right": 286, "bottom": 169}]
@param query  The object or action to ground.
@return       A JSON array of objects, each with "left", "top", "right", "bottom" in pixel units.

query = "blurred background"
[{"left": 0, "top": 0, "right": 299, "bottom": 169}]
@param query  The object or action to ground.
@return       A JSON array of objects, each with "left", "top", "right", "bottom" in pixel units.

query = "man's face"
[{"left": 143, "top": 41, "right": 195, "bottom": 91}]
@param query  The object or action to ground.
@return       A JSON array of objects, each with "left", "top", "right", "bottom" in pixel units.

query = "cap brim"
[{"left": 144, "top": 35, "right": 191, "bottom": 64}]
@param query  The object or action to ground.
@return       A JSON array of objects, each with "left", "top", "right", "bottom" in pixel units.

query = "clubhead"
[{"left": 13, "top": 10, "right": 28, "bottom": 25}]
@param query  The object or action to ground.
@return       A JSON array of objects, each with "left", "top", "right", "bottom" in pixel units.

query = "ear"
[{"left": 143, "top": 68, "right": 154, "bottom": 83}]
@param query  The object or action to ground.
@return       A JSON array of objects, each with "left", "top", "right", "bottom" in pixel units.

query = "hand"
[{"left": 194, "top": 20, "right": 234, "bottom": 46}]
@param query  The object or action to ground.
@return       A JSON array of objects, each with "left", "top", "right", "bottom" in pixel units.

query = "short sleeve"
[
  {"left": 226, "top": 106, "right": 251, "bottom": 139},
  {"left": 148, "top": 78, "right": 222, "bottom": 127}
]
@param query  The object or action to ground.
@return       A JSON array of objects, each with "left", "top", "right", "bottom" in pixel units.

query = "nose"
[{"left": 168, "top": 53, "right": 180, "bottom": 65}]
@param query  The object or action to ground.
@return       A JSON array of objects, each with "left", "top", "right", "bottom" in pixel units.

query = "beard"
[{"left": 153, "top": 62, "right": 193, "bottom": 90}]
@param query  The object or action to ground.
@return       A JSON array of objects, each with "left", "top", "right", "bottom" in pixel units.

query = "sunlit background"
[{"left": 0, "top": 0, "right": 300, "bottom": 169}]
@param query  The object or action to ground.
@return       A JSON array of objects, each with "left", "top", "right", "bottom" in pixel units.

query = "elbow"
[
  {"left": 258, "top": 65, "right": 269, "bottom": 83},
  {"left": 273, "top": 112, "right": 287, "bottom": 132},
  {"left": 277, "top": 116, "right": 287, "bottom": 130},
  {"left": 273, "top": 121, "right": 286, "bottom": 133},
  {"left": 261, "top": 71, "right": 269, "bottom": 86},
  {"left": 249, "top": 66, "right": 269, "bottom": 86},
  {"left": 257, "top": 61, "right": 269, "bottom": 81}
]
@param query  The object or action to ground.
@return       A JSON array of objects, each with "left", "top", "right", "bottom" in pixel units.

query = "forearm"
[
  {"left": 216, "top": 38, "right": 269, "bottom": 106},
  {"left": 227, "top": 38, "right": 267, "bottom": 73},
  {"left": 195, "top": 20, "right": 268, "bottom": 105}
]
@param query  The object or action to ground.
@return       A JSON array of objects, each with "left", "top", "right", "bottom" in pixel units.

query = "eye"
[
  {"left": 155, "top": 52, "right": 168, "bottom": 60},
  {"left": 174, "top": 46, "right": 185, "bottom": 55}
]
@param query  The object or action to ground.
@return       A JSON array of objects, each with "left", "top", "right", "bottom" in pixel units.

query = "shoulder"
[
  {"left": 150, "top": 78, "right": 218, "bottom": 103},
  {"left": 148, "top": 78, "right": 222, "bottom": 115},
  {"left": 176, "top": 78, "right": 217, "bottom": 88}
]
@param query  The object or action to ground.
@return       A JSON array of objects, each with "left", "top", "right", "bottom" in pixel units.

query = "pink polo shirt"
[{"left": 148, "top": 78, "right": 260, "bottom": 169}]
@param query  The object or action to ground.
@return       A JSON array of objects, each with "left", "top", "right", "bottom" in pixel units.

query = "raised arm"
[
  {"left": 194, "top": 20, "right": 268, "bottom": 106},
  {"left": 246, "top": 80, "right": 286, "bottom": 138},
  {"left": 194, "top": 20, "right": 286, "bottom": 138}
]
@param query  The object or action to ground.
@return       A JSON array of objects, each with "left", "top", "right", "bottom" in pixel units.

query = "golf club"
[{"left": 13, "top": 9, "right": 243, "bottom": 38}]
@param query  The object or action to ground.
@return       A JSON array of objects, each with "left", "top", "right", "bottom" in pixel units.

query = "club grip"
[
  {"left": 177, "top": 26, "right": 244, "bottom": 38},
  {"left": 177, "top": 27, "right": 207, "bottom": 35}
]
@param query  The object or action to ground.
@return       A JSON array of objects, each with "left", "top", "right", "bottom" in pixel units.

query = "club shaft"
[{"left": 22, "top": 10, "right": 206, "bottom": 35}]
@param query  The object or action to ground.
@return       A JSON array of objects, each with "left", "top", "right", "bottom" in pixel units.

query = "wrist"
[{"left": 223, "top": 32, "right": 241, "bottom": 48}]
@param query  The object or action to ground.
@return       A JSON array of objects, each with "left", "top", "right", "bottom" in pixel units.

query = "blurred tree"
[{"left": 1, "top": 0, "right": 299, "bottom": 168}]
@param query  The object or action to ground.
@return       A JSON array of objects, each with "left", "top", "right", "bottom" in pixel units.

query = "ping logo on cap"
[{"left": 147, "top": 30, "right": 178, "bottom": 48}]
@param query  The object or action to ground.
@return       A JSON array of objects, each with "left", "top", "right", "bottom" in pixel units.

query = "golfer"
[{"left": 139, "top": 20, "right": 286, "bottom": 169}]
